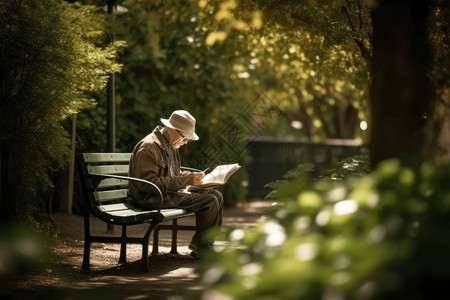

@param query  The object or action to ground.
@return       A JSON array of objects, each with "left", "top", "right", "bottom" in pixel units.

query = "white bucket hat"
[{"left": 160, "top": 110, "right": 199, "bottom": 140}]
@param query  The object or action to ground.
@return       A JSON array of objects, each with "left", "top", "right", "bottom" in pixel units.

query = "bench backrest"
[{"left": 76, "top": 153, "right": 134, "bottom": 218}]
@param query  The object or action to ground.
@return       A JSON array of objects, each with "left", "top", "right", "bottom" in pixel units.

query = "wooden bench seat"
[{"left": 76, "top": 153, "right": 196, "bottom": 272}]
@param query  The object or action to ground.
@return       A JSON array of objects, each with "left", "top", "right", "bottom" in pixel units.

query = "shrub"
[
  {"left": 0, "top": 0, "right": 123, "bottom": 221},
  {"left": 192, "top": 158, "right": 450, "bottom": 300}
]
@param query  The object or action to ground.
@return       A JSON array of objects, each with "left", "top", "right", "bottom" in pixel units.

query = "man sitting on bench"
[{"left": 128, "top": 110, "right": 224, "bottom": 258}]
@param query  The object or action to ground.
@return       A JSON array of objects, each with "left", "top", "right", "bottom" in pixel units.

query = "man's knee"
[
  {"left": 208, "top": 194, "right": 220, "bottom": 210},
  {"left": 210, "top": 190, "right": 223, "bottom": 204}
]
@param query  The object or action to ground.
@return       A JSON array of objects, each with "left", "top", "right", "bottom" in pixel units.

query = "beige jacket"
[{"left": 128, "top": 126, "right": 190, "bottom": 210}]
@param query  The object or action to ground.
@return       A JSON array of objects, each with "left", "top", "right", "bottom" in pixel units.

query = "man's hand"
[{"left": 188, "top": 172, "right": 205, "bottom": 186}]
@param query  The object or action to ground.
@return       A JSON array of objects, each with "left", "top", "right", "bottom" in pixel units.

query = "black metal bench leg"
[
  {"left": 141, "top": 222, "right": 159, "bottom": 272},
  {"left": 82, "top": 239, "right": 91, "bottom": 271},
  {"left": 141, "top": 242, "right": 149, "bottom": 272},
  {"left": 170, "top": 219, "right": 179, "bottom": 254},
  {"left": 82, "top": 216, "right": 91, "bottom": 271},
  {"left": 119, "top": 225, "right": 127, "bottom": 264},
  {"left": 152, "top": 227, "right": 160, "bottom": 254}
]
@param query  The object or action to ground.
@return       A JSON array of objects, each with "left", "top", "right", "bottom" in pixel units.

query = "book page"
[
  {"left": 203, "top": 163, "right": 240, "bottom": 185},
  {"left": 190, "top": 163, "right": 241, "bottom": 188}
]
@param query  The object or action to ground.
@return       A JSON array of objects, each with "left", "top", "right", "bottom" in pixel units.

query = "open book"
[{"left": 192, "top": 163, "right": 241, "bottom": 188}]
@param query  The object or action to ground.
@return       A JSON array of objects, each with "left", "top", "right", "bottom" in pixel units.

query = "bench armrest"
[{"left": 90, "top": 173, "right": 164, "bottom": 212}]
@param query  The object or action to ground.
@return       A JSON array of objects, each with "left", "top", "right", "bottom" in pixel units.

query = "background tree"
[
  {"left": 225, "top": 0, "right": 448, "bottom": 165},
  {"left": 421, "top": 1, "right": 449, "bottom": 159},
  {"left": 0, "top": 0, "right": 123, "bottom": 222},
  {"left": 370, "top": 0, "right": 432, "bottom": 167},
  {"left": 220, "top": 0, "right": 373, "bottom": 141}
]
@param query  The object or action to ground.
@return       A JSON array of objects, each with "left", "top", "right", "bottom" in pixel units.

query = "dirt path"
[{"left": 2, "top": 199, "right": 272, "bottom": 300}]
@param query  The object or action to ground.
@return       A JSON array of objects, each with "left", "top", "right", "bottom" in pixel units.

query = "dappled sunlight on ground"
[{"left": 2, "top": 199, "right": 272, "bottom": 300}]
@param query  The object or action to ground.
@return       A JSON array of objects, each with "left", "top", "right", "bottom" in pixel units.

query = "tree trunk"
[
  {"left": 0, "top": 143, "right": 11, "bottom": 219},
  {"left": 370, "top": 0, "right": 433, "bottom": 168}
]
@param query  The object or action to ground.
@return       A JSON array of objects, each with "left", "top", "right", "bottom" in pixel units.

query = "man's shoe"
[{"left": 188, "top": 243, "right": 212, "bottom": 258}]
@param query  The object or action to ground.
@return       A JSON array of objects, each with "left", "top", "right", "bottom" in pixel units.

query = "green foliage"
[
  {"left": 208, "top": 0, "right": 373, "bottom": 141},
  {"left": 320, "top": 149, "right": 371, "bottom": 181},
  {"left": 0, "top": 0, "right": 123, "bottom": 220},
  {"left": 74, "top": 0, "right": 259, "bottom": 205},
  {"left": 191, "top": 158, "right": 450, "bottom": 299},
  {"left": 114, "top": 0, "right": 253, "bottom": 144},
  {"left": 73, "top": 0, "right": 379, "bottom": 205},
  {"left": 0, "top": 223, "right": 54, "bottom": 287},
  {"left": 265, "top": 150, "right": 370, "bottom": 201},
  {"left": 264, "top": 163, "right": 315, "bottom": 201}
]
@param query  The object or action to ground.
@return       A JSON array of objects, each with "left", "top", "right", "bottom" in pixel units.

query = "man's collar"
[{"left": 153, "top": 126, "right": 172, "bottom": 150}]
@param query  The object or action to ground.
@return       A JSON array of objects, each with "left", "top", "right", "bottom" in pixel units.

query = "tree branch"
[{"left": 342, "top": 5, "right": 372, "bottom": 60}]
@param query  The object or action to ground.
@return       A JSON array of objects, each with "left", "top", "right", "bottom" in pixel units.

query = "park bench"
[{"left": 76, "top": 153, "right": 196, "bottom": 272}]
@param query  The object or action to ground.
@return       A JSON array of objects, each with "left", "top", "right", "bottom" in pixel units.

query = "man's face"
[{"left": 172, "top": 129, "right": 189, "bottom": 149}]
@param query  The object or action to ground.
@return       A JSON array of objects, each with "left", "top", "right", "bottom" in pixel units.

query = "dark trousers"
[{"left": 171, "top": 189, "right": 224, "bottom": 245}]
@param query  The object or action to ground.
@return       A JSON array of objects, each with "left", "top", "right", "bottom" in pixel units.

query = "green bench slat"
[
  {"left": 97, "top": 203, "right": 139, "bottom": 212},
  {"left": 97, "top": 178, "right": 129, "bottom": 189},
  {"left": 94, "top": 189, "right": 128, "bottom": 202},
  {"left": 160, "top": 209, "right": 193, "bottom": 219},
  {"left": 106, "top": 210, "right": 152, "bottom": 217},
  {"left": 83, "top": 153, "right": 131, "bottom": 163},
  {"left": 87, "top": 165, "right": 129, "bottom": 175},
  {"left": 100, "top": 212, "right": 160, "bottom": 224},
  {"left": 96, "top": 205, "right": 192, "bottom": 218},
  {"left": 106, "top": 210, "right": 156, "bottom": 218}
]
